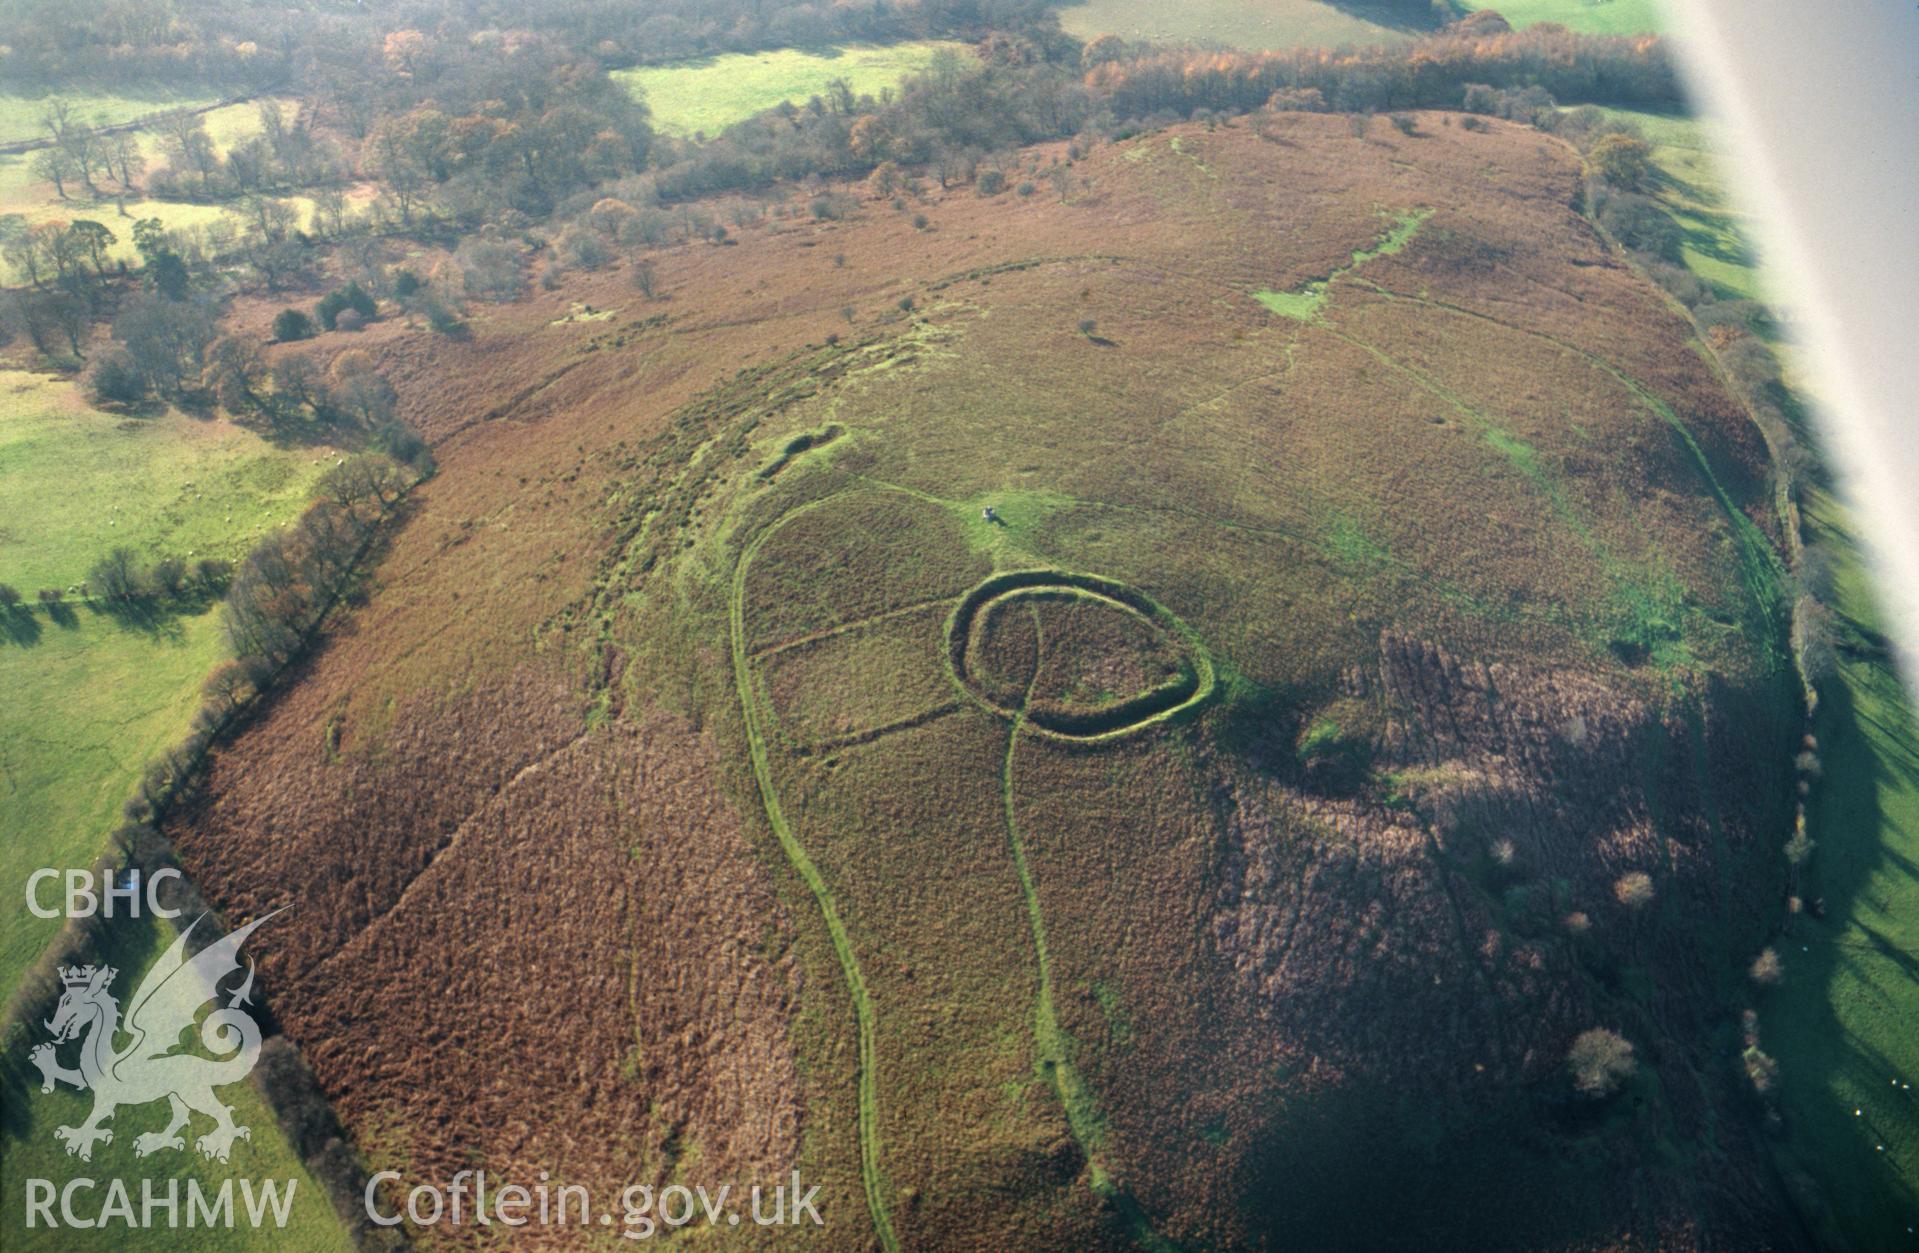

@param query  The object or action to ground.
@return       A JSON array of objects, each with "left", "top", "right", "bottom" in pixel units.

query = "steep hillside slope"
[{"left": 170, "top": 113, "right": 1800, "bottom": 1248}]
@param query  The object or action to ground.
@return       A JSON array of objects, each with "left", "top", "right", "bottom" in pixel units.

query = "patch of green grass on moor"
[
  {"left": 1255, "top": 207, "right": 1431, "bottom": 320},
  {"left": 615, "top": 43, "right": 970, "bottom": 138},
  {"left": 0, "top": 910, "right": 354, "bottom": 1252}
]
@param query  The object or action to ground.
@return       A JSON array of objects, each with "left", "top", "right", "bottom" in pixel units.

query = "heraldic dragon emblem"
[{"left": 27, "top": 911, "right": 280, "bottom": 1163}]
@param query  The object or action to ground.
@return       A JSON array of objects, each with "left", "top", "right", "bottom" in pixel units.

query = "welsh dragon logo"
[{"left": 28, "top": 911, "right": 279, "bottom": 1164}]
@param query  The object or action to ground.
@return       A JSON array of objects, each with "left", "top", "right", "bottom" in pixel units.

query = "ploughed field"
[{"left": 168, "top": 113, "right": 1800, "bottom": 1247}]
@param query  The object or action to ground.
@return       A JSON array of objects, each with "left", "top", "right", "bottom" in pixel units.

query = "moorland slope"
[{"left": 169, "top": 112, "right": 1801, "bottom": 1248}]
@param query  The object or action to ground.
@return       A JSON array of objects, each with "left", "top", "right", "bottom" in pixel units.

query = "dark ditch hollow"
[
  {"left": 759, "top": 423, "right": 844, "bottom": 481},
  {"left": 946, "top": 569, "right": 1216, "bottom": 741}
]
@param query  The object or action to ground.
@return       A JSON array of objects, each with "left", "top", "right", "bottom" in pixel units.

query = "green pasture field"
[
  {"left": 1458, "top": 0, "right": 1665, "bottom": 34},
  {"left": 0, "top": 609, "right": 224, "bottom": 998},
  {"left": 0, "top": 910, "right": 353, "bottom": 1251},
  {"left": 1058, "top": 0, "right": 1419, "bottom": 50},
  {"left": 0, "top": 100, "right": 306, "bottom": 268},
  {"left": 1055, "top": 0, "right": 1663, "bottom": 54},
  {"left": 615, "top": 43, "right": 969, "bottom": 138},
  {"left": 0, "top": 90, "right": 224, "bottom": 147},
  {"left": 0, "top": 368, "right": 350, "bottom": 1247},
  {"left": 0, "top": 369, "right": 336, "bottom": 594},
  {"left": 0, "top": 369, "right": 332, "bottom": 983},
  {"left": 1763, "top": 488, "right": 1919, "bottom": 1245}
]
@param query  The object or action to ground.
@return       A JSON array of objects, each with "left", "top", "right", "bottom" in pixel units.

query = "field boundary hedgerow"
[
  {"left": 0, "top": 451, "right": 427, "bottom": 1251},
  {"left": 0, "top": 93, "right": 253, "bottom": 155}
]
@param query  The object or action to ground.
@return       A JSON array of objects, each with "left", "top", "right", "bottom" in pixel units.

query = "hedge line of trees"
[
  {"left": 22, "top": 99, "right": 338, "bottom": 209},
  {"left": 84, "top": 550, "right": 232, "bottom": 606},
  {"left": 218, "top": 453, "right": 414, "bottom": 679},
  {"left": 647, "top": 20, "right": 1680, "bottom": 202},
  {"left": 0, "top": 445, "right": 426, "bottom": 1250},
  {"left": 1543, "top": 81, "right": 1835, "bottom": 1102},
  {"left": 0, "top": 0, "right": 1061, "bottom": 89}
]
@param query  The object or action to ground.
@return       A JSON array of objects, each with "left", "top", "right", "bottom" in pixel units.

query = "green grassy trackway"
[
  {"left": 728, "top": 495, "right": 898, "bottom": 1252},
  {"left": 998, "top": 608, "right": 1178, "bottom": 1251}
]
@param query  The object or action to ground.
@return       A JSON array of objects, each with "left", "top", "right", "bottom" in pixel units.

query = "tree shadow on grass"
[
  {"left": 85, "top": 596, "right": 197, "bottom": 644},
  {"left": 1678, "top": 215, "right": 1756, "bottom": 271},
  {"left": 1321, "top": 0, "right": 1451, "bottom": 33},
  {"left": 1766, "top": 599, "right": 1919, "bottom": 1245},
  {"left": 0, "top": 607, "right": 42, "bottom": 647},
  {"left": 238, "top": 399, "right": 373, "bottom": 454},
  {"left": 1649, "top": 164, "right": 1707, "bottom": 205}
]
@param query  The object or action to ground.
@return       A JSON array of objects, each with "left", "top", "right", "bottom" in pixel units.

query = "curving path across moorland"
[
  {"left": 728, "top": 494, "right": 899, "bottom": 1253},
  {"left": 731, "top": 485, "right": 1212, "bottom": 1251},
  {"left": 990, "top": 590, "right": 1189, "bottom": 1252}
]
